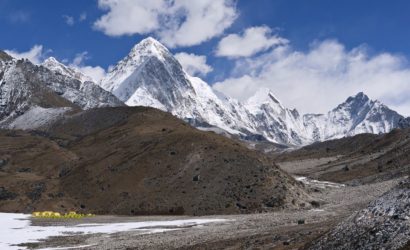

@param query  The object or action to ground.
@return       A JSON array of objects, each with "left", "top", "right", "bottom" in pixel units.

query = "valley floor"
[{"left": 8, "top": 171, "right": 401, "bottom": 250}]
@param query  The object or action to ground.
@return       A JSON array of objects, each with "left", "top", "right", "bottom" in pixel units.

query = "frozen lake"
[{"left": 0, "top": 213, "right": 228, "bottom": 249}]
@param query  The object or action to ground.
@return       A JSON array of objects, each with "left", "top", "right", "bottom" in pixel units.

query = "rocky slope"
[
  {"left": 0, "top": 51, "right": 123, "bottom": 129},
  {"left": 275, "top": 128, "right": 410, "bottom": 249},
  {"left": 97, "top": 37, "right": 405, "bottom": 146},
  {"left": 276, "top": 127, "right": 410, "bottom": 185},
  {"left": 308, "top": 178, "right": 410, "bottom": 250},
  {"left": 0, "top": 106, "right": 311, "bottom": 216}
]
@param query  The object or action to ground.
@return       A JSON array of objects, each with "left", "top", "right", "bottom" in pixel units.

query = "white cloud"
[
  {"left": 213, "top": 40, "right": 410, "bottom": 116},
  {"left": 175, "top": 52, "right": 213, "bottom": 76},
  {"left": 62, "top": 15, "right": 75, "bottom": 26},
  {"left": 79, "top": 12, "right": 87, "bottom": 22},
  {"left": 159, "top": 0, "right": 238, "bottom": 48},
  {"left": 71, "top": 52, "right": 89, "bottom": 66},
  {"left": 93, "top": 0, "right": 237, "bottom": 48},
  {"left": 216, "top": 26, "right": 288, "bottom": 58},
  {"left": 5, "top": 45, "right": 46, "bottom": 64},
  {"left": 94, "top": 0, "right": 165, "bottom": 36},
  {"left": 75, "top": 65, "right": 106, "bottom": 83},
  {"left": 8, "top": 11, "right": 31, "bottom": 23},
  {"left": 4, "top": 46, "right": 105, "bottom": 83},
  {"left": 70, "top": 52, "right": 106, "bottom": 83}
]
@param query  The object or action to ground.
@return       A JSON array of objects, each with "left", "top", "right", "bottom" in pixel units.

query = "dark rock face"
[
  {"left": 26, "top": 183, "right": 46, "bottom": 201},
  {"left": 0, "top": 51, "right": 12, "bottom": 61},
  {"left": 308, "top": 179, "right": 410, "bottom": 250},
  {"left": 0, "top": 187, "right": 17, "bottom": 200},
  {"left": 0, "top": 159, "right": 7, "bottom": 169},
  {"left": 399, "top": 117, "right": 410, "bottom": 129}
]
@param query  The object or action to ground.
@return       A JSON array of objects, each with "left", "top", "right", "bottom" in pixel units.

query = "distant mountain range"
[{"left": 0, "top": 38, "right": 407, "bottom": 146}]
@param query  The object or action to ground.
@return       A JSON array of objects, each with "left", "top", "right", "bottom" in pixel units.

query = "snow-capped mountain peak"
[
  {"left": 42, "top": 57, "right": 93, "bottom": 83},
  {"left": 243, "top": 89, "right": 310, "bottom": 145},
  {"left": 348, "top": 91, "right": 369, "bottom": 102},
  {"left": 0, "top": 52, "right": 123, "bottom": 129},
  {"left": 331, "top": 92, "right": 393, "bottom": 124},
  {"left": 128, "top": 36, "right": 170, "bottom": 61},
  {"left": 99, "top": 38, "right": 257, "bottom": 137},
  {"left": 334, "top": 92, "right": 371, "bottom": 113},
  {"left": 304, "top": 92, "right": 403, "bottom": 141},
  {"left": 99, "top": 37, "right": 195, "bottom": 110},
  {"left": 246, "top": 88, "right": 286, "bottom": 114},
  {"left": 43, "top": 56, "right": 59, "bottom": 65}
]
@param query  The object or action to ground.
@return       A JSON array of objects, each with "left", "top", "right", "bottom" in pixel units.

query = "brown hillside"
[
  {"left": 276, "top": 129, "right": 410, "bottom": 184},
  {"left": 0, "top": 107, "right": 310, "bottom": 215}
]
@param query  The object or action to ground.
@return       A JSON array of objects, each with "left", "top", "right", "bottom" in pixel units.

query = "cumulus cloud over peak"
[
  {"left": 216, "top": 26, "right": 288, "bottom": 58},
  {"left": 94, "top": 0, "right": 165, "bottom": 36},
  {"left": 5, "top": 45, "right": 47, "bottom": 64},
  {"left": 93, "top": 0, "right": 237, "bottom": 48},
  {"left": 175, "top": 52, "right": 213, "bottom": 77},
  {"left": 70, "top": 51, "right": 106, "bottom": 83},
  {"left": 213, "top": 39, "right": 410, "bottom": 116}
]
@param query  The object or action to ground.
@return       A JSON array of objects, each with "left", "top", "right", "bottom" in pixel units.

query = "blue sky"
[{"left": 2, "top": 0, "right": 410, "bottom": 115}]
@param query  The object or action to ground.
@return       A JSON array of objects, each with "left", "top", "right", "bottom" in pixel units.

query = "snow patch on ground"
[
  {"left": 0, "top": 213, "right": 228, "bottom": 250},
  {"left": 196, "top": 126, "right": 233, "bottom": 138},
  {"left": 295, "top": 176, "right": 346, "bottom": 189}
]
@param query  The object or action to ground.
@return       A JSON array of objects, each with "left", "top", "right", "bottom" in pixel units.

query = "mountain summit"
[
  {"left": 304, "top": 92, "right": 402, "bottom": 141},
  {"left": 100, "top": 37, "right": 194, "bottom": 110},
  {"left": 99, "top": 37, "right": 257, "bottom": 137},
  {"left": 97, "top": 38, "right": 405, "bottom": 146},
  {"left": 42, "top": 57, "right": 94, "bottom": 83}
]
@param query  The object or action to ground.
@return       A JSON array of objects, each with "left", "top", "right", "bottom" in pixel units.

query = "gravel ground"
[{"left": 20, "top": 175, "right": 402, "bottom": 250}]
